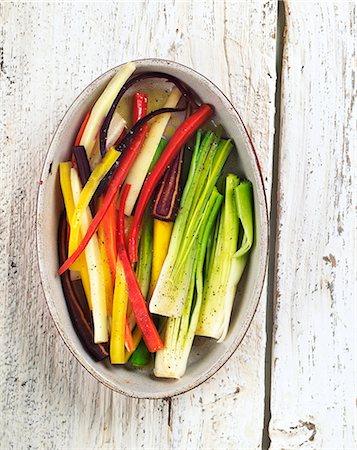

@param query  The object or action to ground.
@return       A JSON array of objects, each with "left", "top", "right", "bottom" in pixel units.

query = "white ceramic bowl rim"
[{"left": 36, "top": 58, "right": 269, "bottom": 398}]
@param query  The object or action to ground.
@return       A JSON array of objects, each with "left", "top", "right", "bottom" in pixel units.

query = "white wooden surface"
[
  {"left": 0, "top": 1, "right": 355, "bottom": 449},
  {"left": 269, "top": 2, "right": 356, "bottom": 449}
]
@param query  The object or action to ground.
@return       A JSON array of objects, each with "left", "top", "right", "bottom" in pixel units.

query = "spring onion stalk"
[
  {"left": 154, "top": 188, "right": 223, "bottom": 378},
  {"left": 79, "top": 62, "right": 136, "bottom": 166},
  {"left": 68, "top": 147, "right": 120, "bottom": 259},
  {"left": 124, "top": 87, "right": 182, "bottom": 215},
  {"left": 70, "top": 168, "right": 108, "bottom": 343},
  {"left": 196, "top": 178, "right": 254, "bottom": 341},
  {"left": 59, "top": 162, "right": 92, "bottom": 309},
  {"left": 150, "top": 130, "right": 233, "bottom": 318}
]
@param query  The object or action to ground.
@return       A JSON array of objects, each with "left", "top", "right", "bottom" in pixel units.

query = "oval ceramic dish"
[{"left": 37, "top": 59, "right": 268, "bottom": 398}]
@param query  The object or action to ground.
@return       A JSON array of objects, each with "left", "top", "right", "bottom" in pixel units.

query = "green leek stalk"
[
  {"left": 196, "top": 179, "right": 254, "bottom": 341},
  {"left": 154, "top": 187, "right": 223, "bottom": 378},
  {"left": 150, "top": 130, "right": 233, "bottom": 318}
]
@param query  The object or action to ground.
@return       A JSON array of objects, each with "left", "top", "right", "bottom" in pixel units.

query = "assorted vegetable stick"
[
  {"left": 149, "top": 219, "right": 173, "bottom": 299},
  {"left": 110, "top": 259, "right": 130, "bottom": 363},
  {"left": 57, "top": 65, "right": 254, "bottom": 378},
  {"left": 97, "top": 222, "right": 114, "bottom": 316},
  {"left": 58, "top": 213, "right": 108, "bottom": 361},
  {"left": 102, "top": 199, "right": 117, "bottom": 280},
  {"left": 70, "top": 169, "right": 108, "bottom": 343},
  {"left": 59, "top": 162, "right": 92, "bottom": 309},
  {"left": 117, "top": 184, "right": 163, "bottom": 352}
]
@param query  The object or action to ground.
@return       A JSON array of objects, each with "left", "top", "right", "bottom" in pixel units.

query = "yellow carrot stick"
[
  {"left": 110, "top": 259, "right": 129, "bottom": 364},
  {"left": 149, "top": 219, "right": 173, "bottom": 298},
  {"left": 59, "top": 162, "right": 92, "bottom": 309}
]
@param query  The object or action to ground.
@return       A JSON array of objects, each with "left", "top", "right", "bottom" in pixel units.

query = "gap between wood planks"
[{"left": 262, "top": 1, "right": 286, "bottom": 449}]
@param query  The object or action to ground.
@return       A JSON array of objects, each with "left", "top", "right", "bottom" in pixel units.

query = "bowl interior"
[{"left": 37, "top": 59, "right": 268, "bottom": 398}]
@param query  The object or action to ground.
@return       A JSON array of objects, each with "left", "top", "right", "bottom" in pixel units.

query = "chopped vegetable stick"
[
  {"left": 135, "top": 210, "right": 153, "bottom": 300},
  {"left": 68, "top": 148, "right": 120, "bottom": 259},
  {"left": 196, "top": 175, "right": 253, "bottom": 341},
  {"left": 70, "top": 168, "right": 108, "bottom": 343},
  {"left": 149, "top": 219, "right": 173, "bottom": 298},
  {"left": 97, "top": 222, "right": 114, "bottom": 316},
  {"left": 89, "top": 111, "right": 126, "bottom": 170},
  {"left": 132, "top": 92, "right": 148, "bottom": 125},
  {"left": 117, "top": 184, "right": 164, "bottom": 352},
  {"left": 124, "top": 87, "right": 182, "bottom": 215},
  {"left": 125, "top": 321, "right": 134, "bottom": 352},
  {"left": 80, "top": 62, "right": 136, "bottom": 164},
  {"left": 130, "top": 339, "right": 150, "bottom": 367},
  {"left": 154, "top": 188, "right": 222, "bottom": 378},
  {"left": 59, "top": 162, "right": 92, "bottom": 309},
  {"left": 102, "top": 197, "right": 117, "bottom": 281},
  {"left": 75, "top": 111, "right": 91, "bottom": 147},
  {"left": 124, "top": 327, "right": 142, "bottom": 362},
  {"left": 58, "top": 213, "right": 108, "bottom": 361},
  {"left": 110, "top": 259, "right": 128, "bottom": 364},
  {"left": 217, "top": 181, "right": 254, "bottom": 342}
]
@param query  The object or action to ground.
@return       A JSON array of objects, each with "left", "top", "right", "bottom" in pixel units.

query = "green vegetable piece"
[
  {"left": 154, "top": 187, "right": 223, "bottom": 378},
  {"left": 135, "top": 209, "right": 153, "bottom": 300},
  {"left": 130, "top": 339, "right": 151, "bottom": 367},
  {"left": 196, "top": 177, "right": 254, "bottom": 342}
]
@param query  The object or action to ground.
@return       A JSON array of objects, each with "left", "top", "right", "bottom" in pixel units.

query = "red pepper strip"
[
  {"left": 117, "top": 184, "right": 164, "bottom": 352},
  {"left": 102, "top": 199, "right": 117, "bottom": 281},
  {"left": 58, "top": 126, "right": 148, "bottom": 275},
  {"left": 75, "top": 111, "right": 91, "bottom": 146},
  {"left": 128, "top": 104, "right": 214, "bottom": 263},
  {"left": 132, "top": 92, "right": 148, "bottom": 125}
]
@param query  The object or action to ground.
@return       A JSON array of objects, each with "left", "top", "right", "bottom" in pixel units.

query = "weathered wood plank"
[
  {"left": 0, "top": 1, "right": 276, "bottom": 448},
  {"left": 269, "top": 2, "right": 356, "bottom": 448}
]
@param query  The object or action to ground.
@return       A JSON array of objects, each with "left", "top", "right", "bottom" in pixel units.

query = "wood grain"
[
  {"left": 0, "top": 2, "right": 276, "bottom": 449},
  {"left": 269, "top": 2, "right": 356, "bottom": 449}
]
